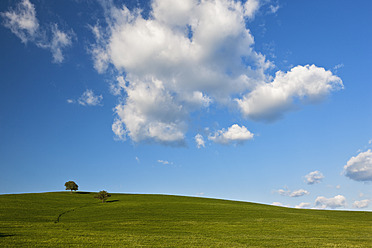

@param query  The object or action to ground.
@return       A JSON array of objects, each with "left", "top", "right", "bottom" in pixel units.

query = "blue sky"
[{"left": 0, "top": 0, "right": 371, "bottom": 210}]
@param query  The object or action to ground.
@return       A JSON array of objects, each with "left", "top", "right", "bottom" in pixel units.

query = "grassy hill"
[{"left": 0, "top": 192, "right": 371, "bottom": 247}]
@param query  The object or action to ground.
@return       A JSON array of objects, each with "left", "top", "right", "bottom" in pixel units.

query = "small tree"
[
  {"left": 94, "top": 190, "right": 111, "bottom": 203},
  {"left": 64, "top": 181, "right": 78, "bottom": 193}
]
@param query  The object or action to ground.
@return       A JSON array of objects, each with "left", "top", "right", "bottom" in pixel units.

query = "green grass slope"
[{"left": 0, "top": 192, "right": 371, "bottom": 247}]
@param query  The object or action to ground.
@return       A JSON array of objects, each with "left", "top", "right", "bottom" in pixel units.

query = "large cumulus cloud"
[{"left": 91, "top": 0, "right": 342, "bottom": 144}]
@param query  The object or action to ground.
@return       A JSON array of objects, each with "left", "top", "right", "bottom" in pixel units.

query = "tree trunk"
[{"left": 102, "top": 199, "right": 105, "bottom": 203}]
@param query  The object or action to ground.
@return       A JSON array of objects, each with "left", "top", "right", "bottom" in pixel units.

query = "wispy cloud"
[
  {"left": 1, "top": 0, "right": 38, "bottom": 44},
  {"left": 1, "top": 0, "right": 73, "bottom": 63},
  {"left": 78, "top": 89, "right": 103, "bottom": 106},
  {"left": 268, "top": 4, "right": 280, "bottom": 14},
  {"left": 277, "top": 188, "right": 310, "bottom": 197},
  {"left": 157, "top": 160, "right": 173, "bottom": 165}
]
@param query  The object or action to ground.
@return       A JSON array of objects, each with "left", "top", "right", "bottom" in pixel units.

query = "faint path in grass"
[
  {"left": 0, "top": 233, "right": 14, "bottom": 238},
  {"left": 54, "top": 200, "right": 119, "bottom": 223}
]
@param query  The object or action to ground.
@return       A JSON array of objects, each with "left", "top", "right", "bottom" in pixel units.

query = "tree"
[
  {"left": 64, "top": 181, "right": 78, "bottom": 193},
  {"left": 94, "top": 190, "right": 111, "bottom": 203}
]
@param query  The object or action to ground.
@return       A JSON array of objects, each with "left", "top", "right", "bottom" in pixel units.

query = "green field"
[{"left": 0, "top": 192, "right": 371, "bottom": 247}]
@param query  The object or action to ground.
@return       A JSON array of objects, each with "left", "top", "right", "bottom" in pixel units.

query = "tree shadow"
[
  {"left": 0, "top": 233, "right": 14, "bottom": 238},
  {"left": 106, "top": 200, "right": 119, "bottom": 203},
  {"left": 75, "top": 192, "right": 91, "bottom": 194}
]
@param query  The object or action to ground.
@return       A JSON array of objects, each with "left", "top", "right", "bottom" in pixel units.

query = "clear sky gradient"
[{"left": 0, "top": 0, "right": 371, "bottom": 210}]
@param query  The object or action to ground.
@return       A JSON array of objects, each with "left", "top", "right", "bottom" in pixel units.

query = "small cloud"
[
  {"left": 352, "top": 199, "right": 370, "bottom": 209},
  {"left": 333, "top": 63, "right": 344, "bottom": 71},
  {"left": 196, "top": 192, "right": 204, "bottom": 196},
  {"left": 157, "top": 160, "right": 173, "bottom": 165},
  {"left": 277, "top": 188, "right": 309, "bottom": 197},
  {"left": 271, "top": 202, "right": 290, "bottom": 207},
  {"left": 208, "top": 124, "right": 254, "bottom": 145},
  {"left": 195, "top": 134, "right": 205, "bottom": 149},
  {"left": 48, "top": 24, "right": 73, "bottom": 63},
  {"left": 268, "top": 5, "right": 280, "bottom": 14},
  {"left": 1, "top": 0, "right": 73, "bottom": 63},
  {"left": 295, "top": 202, "right": 311, "bottom": 209},
  {"left": 135, "top": 156, "right": 140, "bottom": 164},
  {"left": 272, "top": 202, "right": 283, "bottom": 206},
  {"left": 290, "top": 189, "right": 310, "bottom": 197},
  {"left": 315, "top": 195, "right": 346, "bottom": 209},
  {"left": 78, "top": 89, "right": 103, "bottom": 106},
  {"left": 336, "top": 185, "right": 341, "bottom": 189},
  {"left": 305, "top": 170, "right": 324, "bottom": 185},
  {"left": 1, "top": 0, "right": 39, "bottom": 44},
  {"left": 344, "top": 150, "right": 372, "bottom": 182},
  {"left": 66, "top": 99, "right": 75, "bottom": 104}
]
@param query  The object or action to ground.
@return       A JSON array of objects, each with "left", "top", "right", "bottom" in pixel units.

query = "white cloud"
[
  {"left": 352, "top": 199, "right": 370, "bottom": 209},
  {"left": 114, "top": 77, "right": 187, "bottom": 144},
  {"left": 277, "top": 188, "right": 309, "bottom": 197},
  {"left": 305, "top": 170, "right": 324, "bottom": 185},
  {"left": 48, "top": 24, "right": 73, "bottom": 63},
  {"left": 66, "top": 99, "right": 74, "bottom": 104},
  {"left": 157, "top": 160, "right": 173, "bottom": 165},
  {"left": 315, "top": 195, "right": 346, "bottom": 209},
  {"left": 236, "top": 65, "right": 343, "bottom": 121},
  {"left": 290, "top": 189, "right": 310, "bottom": 197},
  {"left": 91, "top": 0, "right": 342, "bottom": 144},
  {"left": 78, "top": 89, "right": 103, "bottom": 106},
  {"left": 208, "top": 124, "right": 254, "bottom": 145},
  {"left": 295, "top": 202, "right": 311, "bottom": 209},
  {"left": 195, "top": 134, "right": 205, "bottom": 148},
  {"left": 1, "top": 0, "right": 39, "bottom": 43},
  {"left": 344, "top": 150, "right": 372, "bottom": 182},
  {"left": 277, "top": 189, "right": 290, "bottom": 196},
  {"left": 272, "top": 202, "right": 283, "bottom": 206},
  {"left": 271, "top": 202, "right": 290, "bottom": 207},
  {"left": 135, "top": 156, "right": 140, "bottom": 163},
  {"left": 1, "top": 0, "right": 73, "bottom": 63},
  {"left": 112, "top": 118, "right": 126, "bottom": 141},
  {"left": 268, "top": 5, "right": 280, "bottom": 14},
  {"left": 243, "top": 0, "right": 260, "bottom": 19},
  {"left": 333, "top": 63, "right": 344, "bottom": 70}
]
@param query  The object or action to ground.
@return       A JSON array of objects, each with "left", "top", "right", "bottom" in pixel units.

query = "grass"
[{"left": 0, "top": 192, "right": 371, "bottom": 247}]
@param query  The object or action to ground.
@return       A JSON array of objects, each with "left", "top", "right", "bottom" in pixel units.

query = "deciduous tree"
[
  {"left": 94, "top": 190, "right": 111, "bottom": 203},
  {"left": 64, "top": 181, "right": 78, "bottom": 193}
]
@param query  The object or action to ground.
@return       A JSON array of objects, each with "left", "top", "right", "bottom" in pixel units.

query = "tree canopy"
[
  {"left": 64, "top": 181, "right": 78, "bottom": 193},
  {"left": 94, "top": 190, "right": 111, "bottom": 203}
]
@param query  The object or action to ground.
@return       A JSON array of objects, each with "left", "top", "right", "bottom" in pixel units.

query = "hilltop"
[{"left": 0, "top": 192, "right": 371, "bottom": 247}]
